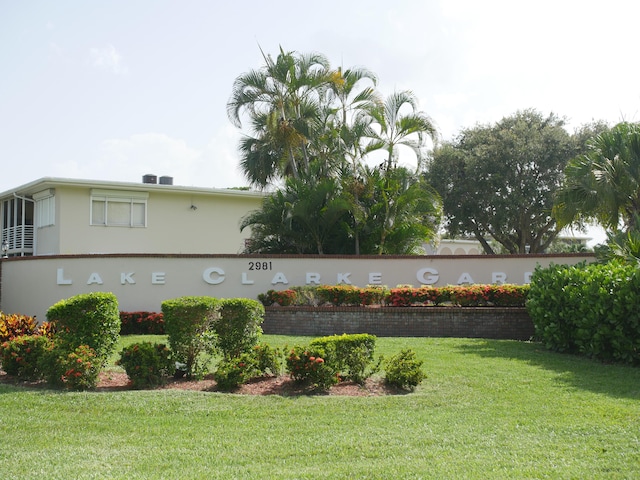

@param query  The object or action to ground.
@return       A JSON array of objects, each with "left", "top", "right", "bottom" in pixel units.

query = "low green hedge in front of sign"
[{"left": 527, "top": 261, "right": 640, "bottom": 365}]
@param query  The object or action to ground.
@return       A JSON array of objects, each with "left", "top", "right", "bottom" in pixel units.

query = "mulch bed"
[{"left": 0, "top": 370, "right": 404, "bottom": 396}]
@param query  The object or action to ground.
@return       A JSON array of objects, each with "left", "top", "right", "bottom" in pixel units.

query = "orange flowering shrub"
[
  {"left": 286, "top": 345, "right": 338, "bottom": 390},
  {"left": 0, "top": 334, "right": 51, "bottom": 379},
  {"left": 257, "top": 289, "right": 297, "bottom": 306}
]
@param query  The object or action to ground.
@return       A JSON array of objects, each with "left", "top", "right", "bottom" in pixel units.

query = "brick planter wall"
[{"left": 263, "top": 306, "right": 535, "bottom": 340}]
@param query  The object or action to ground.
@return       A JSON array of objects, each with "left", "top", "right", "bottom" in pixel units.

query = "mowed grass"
[{"left": 1, "top": 335, "right": 639, "bottom": 479}]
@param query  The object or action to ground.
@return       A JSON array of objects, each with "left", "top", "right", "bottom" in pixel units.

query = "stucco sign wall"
[{"left": 0, "top": 254, "right": 593, "bottom": 320}]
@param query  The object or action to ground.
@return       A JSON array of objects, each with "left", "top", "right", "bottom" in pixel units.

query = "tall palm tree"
[
  {"left": 363, "top": 90, "right": 438, "bottom": 171},
  {"left": 227, "top": 47, "right": 330, "bottom": 187},
  {"left": 555, "top": 122, "right": 640, "bottom": 233}
]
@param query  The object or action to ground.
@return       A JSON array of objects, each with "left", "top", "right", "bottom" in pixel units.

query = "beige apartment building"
[{"left": 0, "top": 176, "right": 264, "bottom": 257}]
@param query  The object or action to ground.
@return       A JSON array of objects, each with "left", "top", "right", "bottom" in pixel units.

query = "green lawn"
[{"left": 1, "top": 335, "right": 639, "bottom": 479}]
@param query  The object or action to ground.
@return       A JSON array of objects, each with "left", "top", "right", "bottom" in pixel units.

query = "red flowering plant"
[
  {"left": 358, "top": 286, "right": 390, "bottom": 306},
  {"left": 487, "top": 284, "right": 529, "bottom": 307},
  {"left": 286, "top": 345, "right": 338, "bottom": 391},
  {"left": 387, "top": 286, "right": 448, "bottom": 306},
  {"left": 257, "top": 289, "right": 297, "bottom": 306},
  {"left": 119, "top": 311, "right": 165, "bottom": 335},
  {"left": 316, "top": 285, "right": 363, "bottom": 306},
  {"left": 448, "top": 284, "right": 492, "bottom": 306},
  {"left": 58, "top": 345, "right": 101, "bottom": 390},
  {"left": 213, "top": 352, "right": 260, "bottom": 390},
  {"left": 0, "top": 334, "right": 52, "bottom": 380}
]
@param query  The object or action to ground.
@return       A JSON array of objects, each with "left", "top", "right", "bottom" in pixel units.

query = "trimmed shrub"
[
  {"left": 448, "top": 284, "right": 491, "bottom": 306},
  {"left": 117, "top": 342, "right": 173, "bottom": 388},
  {"left": 286, "top": 345, "right": 339, "bottom": 391},
  {"left": 527, "top": 261, "right": 640, "bottom": 364},
  {"left": 251, "top": 342, "right": 281, "bottom": 376},
  {"left": 310, "top": 334, "right": 378, "bottom": 383},
  {"left": 387, "top": 286, "right": 450, "bottom": 306},
  {"left": 0, "top": 313, "right": 39, "bottom": 343},
  {"left": 0, "top": 334, "right": 52, "bottom": 380},
  {"left": 46, "top": 292, "right": 120, "bottom": 369},
  {"left": 213, "top": 343, "right": 281, "bottom": 390},
  {"left": 384, "top": 349, "right": 426, "bottom": 390},
  {"left": 213, "top": 353, "right": 260, "bottom": 390},
  {"left": 162, "top": 296, "right": 220, "bottom": 378},
  {"left": 290, "top": 286, "right": 320, "bottom": 306},
  {"left": 258, "top": 289, "right": 297, "bottom": 306},
  {"left": 59, "top": 345, "right": 100, "bottom": 390},
  {"left": 487, "top": 284, "right": 530, "bottom": 307},
  {"left": 213, "top": 298, "right": 265, "bottom": 359},
  {"left": 262, "top": 284, "right": 528, "bottom": 308},
  {"left": 316, "top": 285, "right": 362, "bottom": 306},
  {"left": 119, "top": 311, "right": 165, "bottom": 335},
  {"left": 40, "top": 343, "right": 101, "bottom": 390}
]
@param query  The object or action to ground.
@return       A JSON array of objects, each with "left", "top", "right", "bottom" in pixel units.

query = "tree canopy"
[{"left": 426, "top": 109, "right": 597, "bottom": 254}]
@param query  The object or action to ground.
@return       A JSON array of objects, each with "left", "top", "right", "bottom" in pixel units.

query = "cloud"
[
  {"left": 56, "top": 130, "right": 248, "bottom": 189},
  {"left": 89, "top": 44, "right": 128, "bottom": 75}
]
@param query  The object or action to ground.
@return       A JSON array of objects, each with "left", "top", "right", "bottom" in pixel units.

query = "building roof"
[{"left": 0, "top": 177, "right": 265, "bottom": 200}]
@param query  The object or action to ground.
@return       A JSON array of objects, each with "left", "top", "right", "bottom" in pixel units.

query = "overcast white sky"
[{"left": 2, "top": 0, "right": 639, "bottom": 243}]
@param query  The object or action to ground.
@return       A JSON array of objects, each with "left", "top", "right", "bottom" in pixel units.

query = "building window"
[
  {"left": 33, "top": 189, "right": 55, "bottom": 228},
  {"left": 90, "top": 189, "right": 148, "bottom": 227}
]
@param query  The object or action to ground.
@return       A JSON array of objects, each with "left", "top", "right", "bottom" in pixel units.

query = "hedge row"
[
  {"left": 527, "top": 261, "right": 640, "bottom": 365},
  {"left": 119, "top": 311, "right": 165, "bottom": 335},
  {"left": 258, "top": 284, "right": 530, "bottom": 307}
]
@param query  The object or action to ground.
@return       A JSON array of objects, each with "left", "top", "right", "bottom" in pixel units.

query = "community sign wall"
[{"left": 0, "top": 253, "right": 594, "bottom": 320}]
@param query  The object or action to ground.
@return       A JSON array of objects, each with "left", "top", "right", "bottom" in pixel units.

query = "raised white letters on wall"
[{"left": 54, "top": 266, "right": 536, "bottom": 288}]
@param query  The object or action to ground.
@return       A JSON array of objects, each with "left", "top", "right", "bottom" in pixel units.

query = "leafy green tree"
[{"left": 427, "top": 109, "right": 576, "bottom": 254}]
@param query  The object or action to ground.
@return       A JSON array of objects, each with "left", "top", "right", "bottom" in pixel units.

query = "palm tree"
[
  {"left": 555, "top": 122, "right": 640, "bottom": 233},
  {"left": 240, "top": 167, "right": 351, "bottom": 254},
  {"left": 227, "top": 47, "right": 330, "bottom": 187},
  {"left": 363, "top": 90, "right": 438, "bottom": 171}
]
